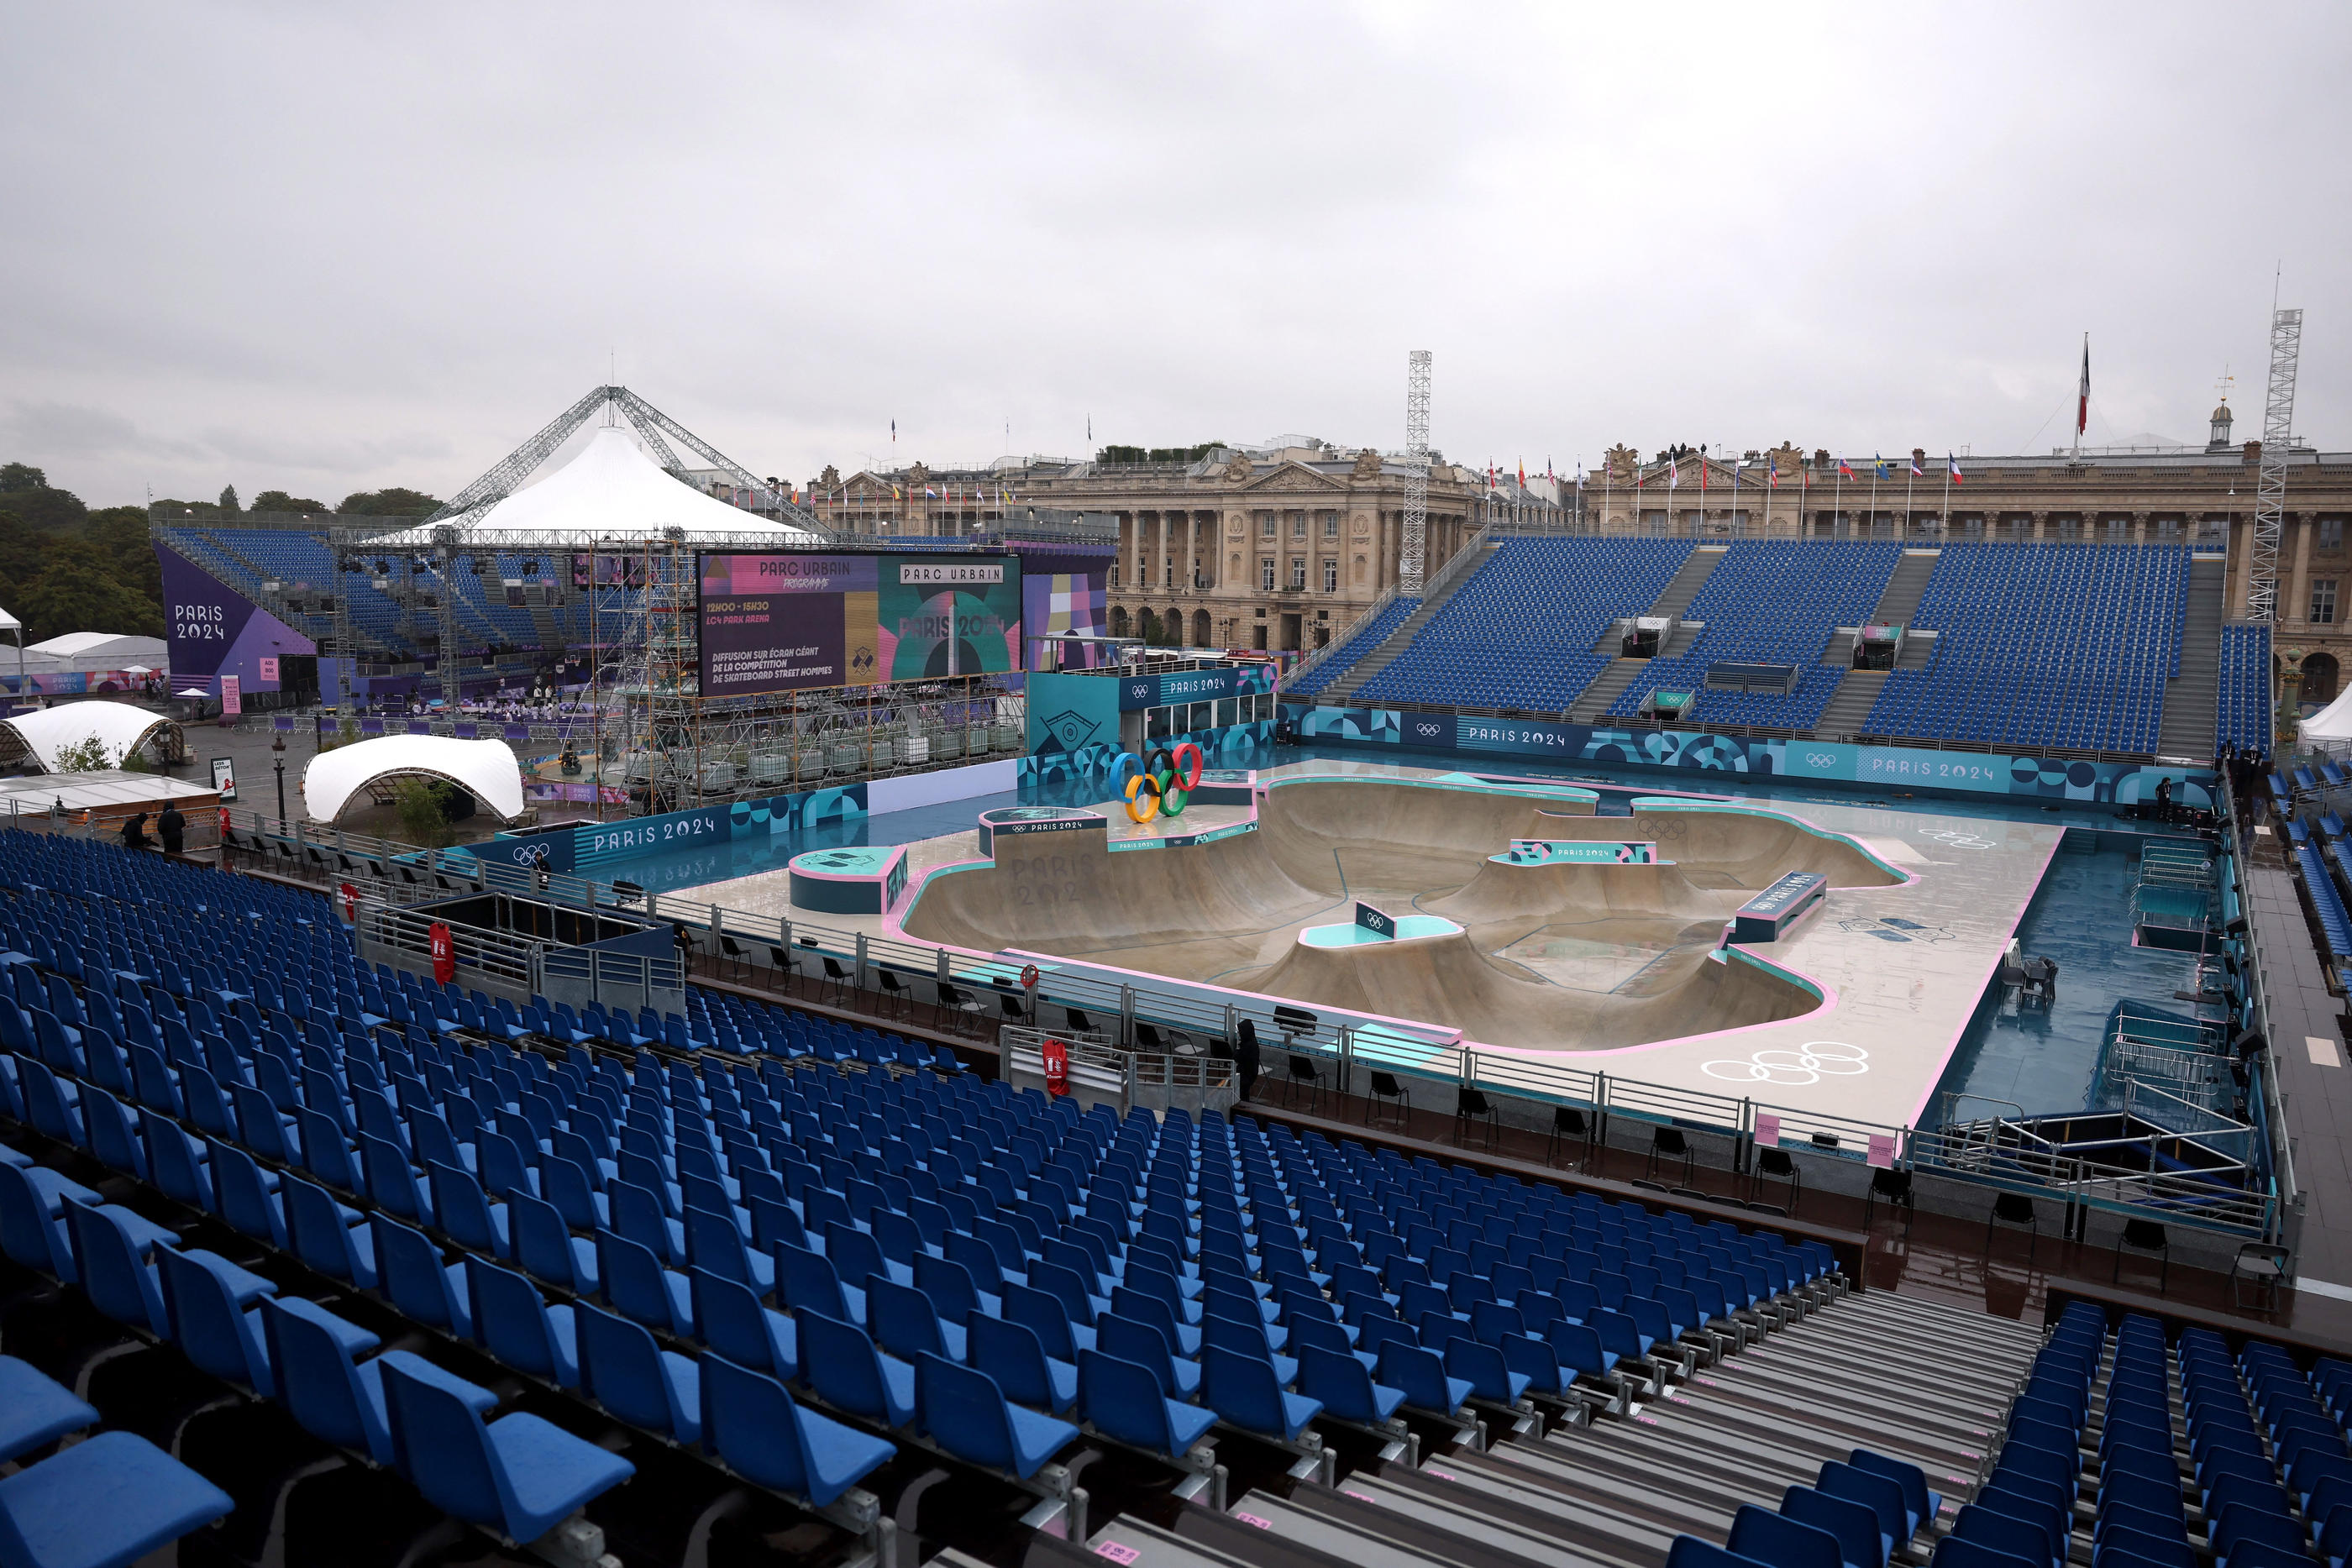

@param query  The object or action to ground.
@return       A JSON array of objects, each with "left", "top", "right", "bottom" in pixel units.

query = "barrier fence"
[{"left": 211, "top": 805, "right": 2287, "bottom": 1247}]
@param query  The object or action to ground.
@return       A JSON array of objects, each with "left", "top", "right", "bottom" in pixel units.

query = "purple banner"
[{"left": 159, "top": 543, "right": 313, "bottom": 692}]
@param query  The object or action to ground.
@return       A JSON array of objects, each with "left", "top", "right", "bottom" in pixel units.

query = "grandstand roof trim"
[
  {"left": 0, "top": 701, "right": 183, "bottom": 773},
  {"left": 301, "top": 734, "right": 527, "bottom": 825},
  {"left": 380, "top": 426, "right": 822, "bottom": 545}
]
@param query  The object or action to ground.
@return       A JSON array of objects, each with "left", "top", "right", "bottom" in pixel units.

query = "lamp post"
[{"left": 271, "top": 733, "right": 286, "bottom": 823}]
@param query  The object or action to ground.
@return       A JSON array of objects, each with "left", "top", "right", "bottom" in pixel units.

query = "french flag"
[
  {"left": 1908, "top": 454, "right": 1924, "bottom": 478},
  {"left": 1948, "top": 454, "right": 1965, "bottom": 485}
]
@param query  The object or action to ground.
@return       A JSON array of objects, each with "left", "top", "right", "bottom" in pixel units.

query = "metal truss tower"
[
  {"left": 1399, "top": 351, "right": 1432, "bottom": 593},
  {"left": 424, "top": 385, "right": 827, "bottom": 532},
  {"left": 2246, "top": 307, "right": 2303, "bottom": 623}
]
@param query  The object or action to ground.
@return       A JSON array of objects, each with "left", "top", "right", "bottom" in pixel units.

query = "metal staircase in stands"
[
  {"left": 1812, "top": 548, "right": 1940, "bottom": 741},
  {"left": 1323, "top": 541, "right": 1500, "bottom": 703},
  {"left": 2155, "top": 554, "right": 2228, "bottom": 763},
  {"left": 1079, "top": 1290, "right": 2040, "bottom": 1568},
  {"left": 1566, "top": 547, "right": 1726, "bottom": 722}
]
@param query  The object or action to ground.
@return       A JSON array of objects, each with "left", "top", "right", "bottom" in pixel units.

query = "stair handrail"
[{"left": 1282, "top": 583, "right": 1400, "bottom": 691}]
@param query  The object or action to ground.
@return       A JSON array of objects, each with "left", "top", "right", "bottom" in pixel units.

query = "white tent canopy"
[
  {"left": 302, "top": 735, "right": 527, "bottom": 825},
  {"left": 2300, "top": 681, "right": 2352, "bottom": 742},
  {"left": 0, "top": 702, "right": 184, "bottom": 772},
  {"left": 381, "top": 426, "right": 820, "bottom": 543}
]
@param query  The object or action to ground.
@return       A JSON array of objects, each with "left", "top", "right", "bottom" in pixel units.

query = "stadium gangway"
[{"left": 222, "top": 810, "right": 2286, "bottom": 1252}]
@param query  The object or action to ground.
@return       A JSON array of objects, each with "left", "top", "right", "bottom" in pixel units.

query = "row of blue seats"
[
  {"left": 2218, "top": 624, "right": 2273, "bottom": 757},
  {"left": 0, "top": 1339, "right": 236, "bottom": 1568}
]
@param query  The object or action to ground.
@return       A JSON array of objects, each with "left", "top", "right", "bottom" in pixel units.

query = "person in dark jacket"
[
  {"left": 156, "top": 801, "right": 186, "bottom": 856},
  {"left": 120, "top": 810, "right": 150, "bottom": 850},
  {"left": 1234, "top": 1017, "right": 1261, "bottom": 1102}
]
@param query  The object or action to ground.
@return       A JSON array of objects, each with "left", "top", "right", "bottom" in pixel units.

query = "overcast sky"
[{"left": 3, "top": 2, "right": 2347, "bottom": 509}]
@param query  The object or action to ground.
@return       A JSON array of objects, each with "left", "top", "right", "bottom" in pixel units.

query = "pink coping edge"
[{"left": 785, "top": 845, "right": 906, "bottom": 884}]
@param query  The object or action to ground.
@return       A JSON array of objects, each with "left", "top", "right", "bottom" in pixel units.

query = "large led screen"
[{"left": 697, "top": 552, "right": 1022, "bottom": 696}]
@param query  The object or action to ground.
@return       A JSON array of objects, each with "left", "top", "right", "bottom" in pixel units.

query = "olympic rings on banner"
[
  {"left": 1169, "top": 741, "right": 1205, "bottom": 792},
  {"left": 1123, "top": 773, "right": 1162, "bottom": 823}
]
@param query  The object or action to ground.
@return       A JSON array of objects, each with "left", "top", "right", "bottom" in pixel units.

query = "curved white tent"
[
  {"left": 302, "top": 735, "right": 527, "bottom": 825},
  {"left": 0, "top": 702, "right": 184, "bottom": 772},
  {"left": 2302, "top": 681, "right": 2352, "bottom": 742},
  {"left": 385, "top": 427, "right": 819, "bottom": 543}
]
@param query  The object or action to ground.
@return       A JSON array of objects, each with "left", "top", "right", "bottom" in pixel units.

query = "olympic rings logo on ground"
[
  {"left": 1916, "top": 828, "right": 1996, "bottom": 850},
  {"left": 1700, "top": 1040, "right": 1869, "bottom": 1085}
]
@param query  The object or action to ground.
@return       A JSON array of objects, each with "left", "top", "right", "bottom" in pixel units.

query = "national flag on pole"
[
  {"left": 1873, "top": 454, "right": 1892, "bottom": 480},
  {"left": 2076, "top": 337, "right": 2091, "bottom": 437},
  {"left": 891, "top": 419, "right": 897, "bottom": 443},
  {"left": 924, "top": 486, "right": 939, "bottom": 500},
  {"left": 1948, "top": 454, "right": 1965, "bottom": 485},
  {"left": 1667, "top": 459, "right": 1679, "bottom": 490},
  {"left": 1837, "top": 455, "right": 1855, "bottom": 480},
  {"left": 1767, "top": 457, "right": 1778, "bottom": 490},
  {"left": 1517, "top": 459, "right": 1526, "bottom": 489},
  {"left": 1731, "top": 457, "right": 1743, "bottom": 490},
  {"left": 1908, "top": 453, "right": 1924, "bottom": 477}
]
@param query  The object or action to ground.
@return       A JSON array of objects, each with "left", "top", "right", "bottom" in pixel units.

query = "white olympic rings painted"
[{"left": 1700, "top": 1040, "right": 1870, "bottom": 1086}]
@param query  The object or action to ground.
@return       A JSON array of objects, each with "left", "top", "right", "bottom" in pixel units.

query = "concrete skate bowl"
[{"left": 896, "top": 777, "right": 1875, "bottom": 1052}]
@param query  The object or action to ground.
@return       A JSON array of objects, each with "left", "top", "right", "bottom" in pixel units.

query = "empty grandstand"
[
  {"left": 1302, "top": 535, "right": 2237, "bottom": 762},
  {"left": 2218, "top": 622, "right": 2275, "bottom": 755},
  {"left": 1352, "top": 538, "right": 1696, "bottom": 711},
  {"left": 1855, "top": 543, "right": 2187, "bottom": 756},
  {"left": 1606, "top": 541, "right": 1903, "bottom": 732}
]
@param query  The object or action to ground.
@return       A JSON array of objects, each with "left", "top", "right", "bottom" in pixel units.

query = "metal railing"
[
  {"left": 2217, "top": 768, "right": 2303, "bottom": 1251},
  {"left": 1282, "top": 585, "right": 1400, "bottom": 690}
]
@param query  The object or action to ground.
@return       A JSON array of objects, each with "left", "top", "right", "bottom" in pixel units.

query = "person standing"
[
  {"left": 1234, "top": 1017, "right": 1261, "bottom": 1102},
  {"left": 2155, "top": 776, "right": 2174, "bottom": 825},
  {"left": 120, "top": 810, "right": 150, "bottom": 850},
  {"left": 156, "top": 800, "right": 186, "bottom": 857}
]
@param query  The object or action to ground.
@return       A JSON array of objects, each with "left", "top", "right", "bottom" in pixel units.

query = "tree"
[
  {"left": 84, "top": 508, "right": 161, "bottom": 611},
  {"left": 50, "top": 733, "right": 118, "bottom": 772},
  {"left": 249, "top": 490, "right": 328, "bottom": 514},
  {"left": 217, "top": 485, "right": 240, "bottom": 513},
  {"left": 0, "top": 462, "right": 47, "bottom": 492},
  {"left": 1137, "top": 608, "right": 1163, "bottom": 646},
  {"left": 0, "top": 466, "right": 87, "bottom": 531},
  {"left": 15, "top": 538, "right": 165, "bottom": 642},
  {"left": 338, "top": 487, "right": 442, "bottom": 517}
]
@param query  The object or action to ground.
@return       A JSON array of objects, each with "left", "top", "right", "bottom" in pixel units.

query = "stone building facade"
[{"left": 803, "top": 440, "right": 1533, "bottom": 653}]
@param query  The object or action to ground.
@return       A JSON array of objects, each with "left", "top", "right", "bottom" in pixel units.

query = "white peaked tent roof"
[
  {"left": 387, "top": 426, "right": 819, "bottom": 542},
  {"left": 302, "top": 735, "right": 527, "bottom": 824},
  {"left": 0, "top": 702, "right": 182, "bottom": 772},
  {"left": 2301, "top": 680, "right": 2352, "bottom": 741}
]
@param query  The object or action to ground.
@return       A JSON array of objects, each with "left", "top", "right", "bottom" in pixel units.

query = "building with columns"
[{"left": 801, "top": 438, "right": 1558, "bottom": 653}]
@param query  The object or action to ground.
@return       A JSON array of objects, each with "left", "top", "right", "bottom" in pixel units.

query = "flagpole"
[
  {"left": 1940, "top": 454, "right": 1952, "bottom": 538},
  {"left": 1834, "top": 460, "right": 1841, "bottom": 541},
  {"left": 1869, "top": 459, "right": 1878, "bottom": 540},
  {"left": 1903, "top": 459, "right": 1914, "bottom": 543}
]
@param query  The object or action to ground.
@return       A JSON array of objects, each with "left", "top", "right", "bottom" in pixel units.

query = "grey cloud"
[{"left": 0, "top": 0, "right": 2345, "bottom": 508}]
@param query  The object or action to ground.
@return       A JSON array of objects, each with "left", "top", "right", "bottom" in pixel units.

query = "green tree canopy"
[
  {"left": 338, "top": 487, "right": 442, "bottom": 517},
  {"left": 249, "top": 490, "right": 329, "bottom": 514},
  {"left": 217, "top": 485, "right": 240, "bottom": 513},
  {"left": 0, "top": 462, "right": 48, "bottom": 492},
  {"left": 13, "top": 537, "right": 163, "bottom": 642}
]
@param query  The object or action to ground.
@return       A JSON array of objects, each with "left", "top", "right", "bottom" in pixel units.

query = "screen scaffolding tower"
[
  {"left": 1399, "top": 350, "right": 1431, "bottom": 594},
  {"left": 2246, "top": 306, "right": 2302, "bottom": 625}
]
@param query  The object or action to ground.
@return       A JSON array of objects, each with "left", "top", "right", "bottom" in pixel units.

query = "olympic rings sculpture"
[{"left": 1125, "top": 741, "right": 1207, "bottom": 822}]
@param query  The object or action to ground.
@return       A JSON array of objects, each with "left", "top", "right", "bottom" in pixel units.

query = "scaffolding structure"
[
  {"left": 2246, "top": 306, "right": 2303, "bottom": 624},
  {"left": 1399, "top": 350, "right": 1432, "bottom": 594}
]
